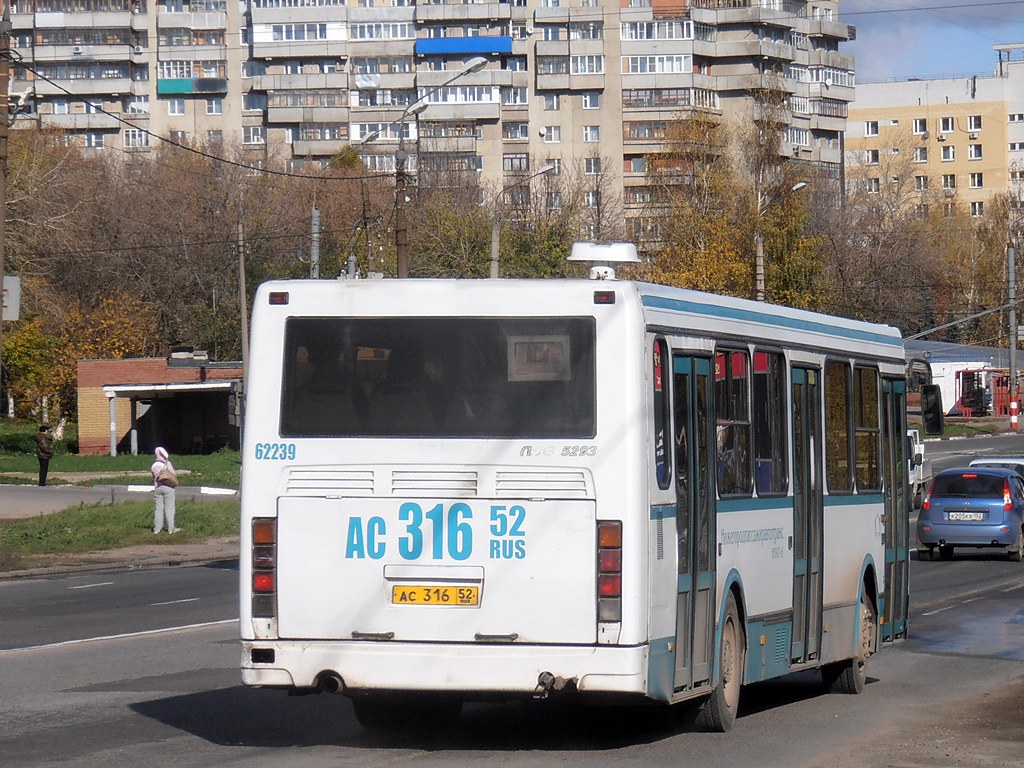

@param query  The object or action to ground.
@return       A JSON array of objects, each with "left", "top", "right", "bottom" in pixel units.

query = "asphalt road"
[{"left": 2, "top": 552, "right": 1023, "bottom": 767}]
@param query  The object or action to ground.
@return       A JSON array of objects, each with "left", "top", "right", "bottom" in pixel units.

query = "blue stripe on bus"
[
  {"left": 640, "top": 294, "right": 902, "bottom": 347},
  {"left": 650, "top": 503, "right": 676, "bottom": 520},
  {"left": 717, "top": 496, "right": 793, "bottom": 513},
  {"left": 824, "top": 493, "right": 884, "bottom": 507}
]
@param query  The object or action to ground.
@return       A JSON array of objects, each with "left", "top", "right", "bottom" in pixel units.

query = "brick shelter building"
[{"left": 77, "top": 352, "right": 242, "bottom": 456}]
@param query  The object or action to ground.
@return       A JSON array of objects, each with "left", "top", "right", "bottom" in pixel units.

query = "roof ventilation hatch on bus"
[{"left": 567, "top": 242, "right": 639, "bottom": 281}]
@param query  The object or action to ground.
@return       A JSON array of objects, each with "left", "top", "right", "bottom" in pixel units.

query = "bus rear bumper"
[{"left": 241, "top": 640, "right": 650, "bottom": 698}]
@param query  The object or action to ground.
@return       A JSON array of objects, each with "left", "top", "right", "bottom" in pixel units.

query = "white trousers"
[{"left": 153, "top": 485, "right": 176, "bottom": 532}]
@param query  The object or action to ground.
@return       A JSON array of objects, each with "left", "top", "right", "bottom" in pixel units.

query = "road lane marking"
[
  {"left": 69, "top": 582, "right": 115, "bottom": 590},
  {"left": 150, "top": 598, "right": 200, "bottom": 606},
  {"left": 922, "top": 596, "right": 983, "bottom": 616},
  {"left": 0, "top": 618, "right": 236, "bottom": 654}
]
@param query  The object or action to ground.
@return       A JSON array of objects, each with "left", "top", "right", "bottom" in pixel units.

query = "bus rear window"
[{"left": 280, "top": 317, "right": 596, "bottom": 438}]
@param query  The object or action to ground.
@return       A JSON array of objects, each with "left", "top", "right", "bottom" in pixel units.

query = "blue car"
[{"left": 917, "top": 467, "right": 1024, "bottom": 561}]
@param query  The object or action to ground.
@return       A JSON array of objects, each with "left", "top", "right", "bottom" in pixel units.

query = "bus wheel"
[
  {"left": 351, "top": 695, "right": 462, "bottom": 730},
  {"left": 823, "top": 596, "right": 875, "bottom": 695},
  {"left": 696, "top": 593, "right": 744, "bottom": 732}
]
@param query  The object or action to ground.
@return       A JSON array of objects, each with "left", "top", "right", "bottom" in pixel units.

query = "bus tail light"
[
  {"left": 597, "top": 521, "right": 622, "bottom": 622},
  {"left": 252, "top": 518, "right": 277, "bottom": 618}
]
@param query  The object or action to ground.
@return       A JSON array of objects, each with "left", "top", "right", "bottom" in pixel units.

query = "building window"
[
  {"left": 206, "top": 97, "right": 223, "bottom": 115},
  {"left": 123, "top": 128, "right": 149, "bottom": 148},
  {"left": 914, "top": 146, "right": 927, "bottom": 162},
  {"left": 865, "top": 148, "right": 879, "bottom": 165},
  {"left": 169, "top": 130, "right": 188, "bottom": 143},
  {"left": 543, "top": 94, "right": 560, "bottom": 110},
  {"left": 941, "top": 145, "right": 955, "bottom": 161},
  {"left": 968, "top": 115, "right": 982, "bottom": 131},
  {"left": 913, "top": 117, "right": 927, "bottom": 134},
  {"left": 502, "top": 121, "right": 529, "bottom": 140},
  {"left": 585, "top": 190, "right": 600, "bottom": 207},
  {"left": 546, "top": 158, "right": 562, "bottom": 175},
  {"left": 968, "top": 143, "right": 982, "bottom": 160},
  {"left": 1011, "top": 113, "right": 1024, "bottom": 123},
  {"left": 940, "top": 116, "right": 955, "bottom": 133},
  {"left": 547, "top": 191, "right": 563, "bottom": 210},
  {"left": 127, "top": 96, "right": 149, "bottom": 114},
  {"left": 243, "top": 125, "right": 265, "bottom": 144},
  {"left": 583, "top": 92, "right": 600, "bottom": 109},
  {"left": 502, "top": 86, "right": 527, "bottom": 105},
  {"left": 915, "top": 175, "right": 928, "bottom": 191},
  {"left": 864, "top": 120, "right": 878, "bottom": 136},
  {"left": 970, "top": 201, "right": 984, "bottom": 217},
  {"left": 969, "top": 172, "right": 983, "bottom": 188},
  {"left": 583, "top": 125, "right": 600, "bottom": 142},
  {"left": 584, "top": 157, "right": 601, "bottom": 174},
  {"left": 85, "top": 132, "right": 105, "bottom": 148},
  {"left": 866, "top": 178, "right": 880, "bottom": 194},
  {"left": 1012, "top": 142, "right": 1024, "bottom": 151},
  {"left": 543, "top": 126, "right": 560, "bottom": 142},
  {"left": 942, "top": 174, "right": 956, "bottom": 189},
  {"left": 502, "top": 153, "right": 529, "bottom": 172},
  {"left": 207, "top": 129, "right": 223, "bottom": 145},
  {"left": 167, "top": 98, "right": 185, "bottom": 116},
  {"left": 244, "top": 92, "right": 267, "bottom": 111},
  {"left": 52, "top": 99, "right": 70, "bottom": 115}
]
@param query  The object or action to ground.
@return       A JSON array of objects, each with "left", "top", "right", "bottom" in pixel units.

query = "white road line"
[
  {"left": 1001, "top": 584, "right": 1022, "bottom": 592},
  {"left": 69, "top": 582, "right": 115, "bottom": 590},
  {"left": 150, "top": 597, "right": 200, "bottom": 606},
  {"left": 921, "top": 596, "right": 983, "bottom": 616},
  {"left": 0, "top": 618, "right": 236, "bottom": 654}
]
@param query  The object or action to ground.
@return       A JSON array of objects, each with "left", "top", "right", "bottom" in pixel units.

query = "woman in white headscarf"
[{"left": 150, "top": 446, "right": 180, "bottom": 533}]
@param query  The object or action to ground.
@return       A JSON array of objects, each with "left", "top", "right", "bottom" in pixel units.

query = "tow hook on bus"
[{"left": 533, "top": 671, "right": 578, "bottom": 698}]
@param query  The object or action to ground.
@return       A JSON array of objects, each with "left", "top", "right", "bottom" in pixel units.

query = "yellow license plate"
[{"left": 391, "top": 585, "right": 480, "bottom": 606}]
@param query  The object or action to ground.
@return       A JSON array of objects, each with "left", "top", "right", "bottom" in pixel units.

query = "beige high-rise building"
[
  {"left": 847, "top": 44, "right": 1024, "bottom": 220},
  {"left": 10, "top": 0, "right": 855, "bottom": 237}
]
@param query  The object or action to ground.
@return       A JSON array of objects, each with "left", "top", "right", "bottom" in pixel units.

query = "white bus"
[{"left": 240, "top": 246, "right": 939, "bottom": 731}]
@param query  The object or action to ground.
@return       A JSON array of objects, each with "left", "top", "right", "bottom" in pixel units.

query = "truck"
[{"left": 907, "top": 428, "right": 931, "bottom": 507}]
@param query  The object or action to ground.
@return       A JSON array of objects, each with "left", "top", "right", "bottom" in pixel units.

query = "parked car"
[
  {"left": 968, "top": 456, "right": 1024, "bottom": 479},
  {"left": 917, "top": 467, "right": 1024, "bottom": 561}
]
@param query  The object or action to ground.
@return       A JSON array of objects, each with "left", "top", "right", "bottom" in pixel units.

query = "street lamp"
[
  {"left": 489, "top": 162, "right": 556, "bottom": 279},
  {"left": 395, "top": 57, "right": 489, "bottom": 277},
  {"left": 754, "top": 180, "right": 807, "bottom": 302}
]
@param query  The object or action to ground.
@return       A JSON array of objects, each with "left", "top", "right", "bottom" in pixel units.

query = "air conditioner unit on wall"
[
  {"left": 73, "top": 45, "right": 84, "bottom": 55},
  {"left": 937, "top": 134, "right": 947, "bottom": 141},
  {"left": 133, "top": 45, "right": 143, "bottom": 54},
  {"left": 969, "top": 132, "right": 978, "bottom": 140}
]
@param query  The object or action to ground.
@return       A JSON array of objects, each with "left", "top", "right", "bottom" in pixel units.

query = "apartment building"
[
  {"left": 9, "top": 0, "right": 855, "bottom": 235},
  {"left": 847, "top": 44, "right": 1024, "bottom": 219}
]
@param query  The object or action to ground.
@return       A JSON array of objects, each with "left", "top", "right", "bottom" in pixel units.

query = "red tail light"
[
  {"left": 1005, "top": 480, "right": 1013, "bottom": 512},
  {"left": 251, "top": 518, "right": 277, "bottom": 617},
  {"left": 597, "top": 521, "right": 622, "bottom": 622},
  {"left": 922, "top": 479, "right": 934, "bottom": 512}
]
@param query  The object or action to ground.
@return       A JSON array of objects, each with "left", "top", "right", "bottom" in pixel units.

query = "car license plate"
[
  {"left": 948, "top": 511, "right": 985, "bottom": 521},
  {"left": 391, "top": 585, "right": 480, "bottom": 606}
]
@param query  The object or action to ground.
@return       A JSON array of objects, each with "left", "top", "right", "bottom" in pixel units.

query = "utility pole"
[
  {"left": 237, "top": 222, "right": 248, "bottom": 435},
  {"left": 0, "top": 3, "right": 11, "bottom": 415},
  {"left": 310, "top": 207, "right": 320, "bottom": 279},
  {"left": 394, "top": 149, "right": 409, "bottom": 278},
  {"left": 1009, "top": 243, "right": 1018, "bottom": 430}
]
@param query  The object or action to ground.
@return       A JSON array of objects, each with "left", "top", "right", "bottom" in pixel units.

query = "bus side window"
[
  {"left": 715, "top": 350, "right": 752, "bottom": 496},
  {"left": 825, "top": 360, "right": 853, "bottom": 493}
]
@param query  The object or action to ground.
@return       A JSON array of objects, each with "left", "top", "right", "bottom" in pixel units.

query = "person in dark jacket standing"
[{"left": 35, "top": 425, "right": 52, "bottom": 487}]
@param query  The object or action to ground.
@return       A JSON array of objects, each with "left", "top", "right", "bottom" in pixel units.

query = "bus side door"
[
  {"left": 792, "top": 366, "right": 824, "bottom": 663},
  {"left": 881, "top": 378, "right": 910, "bottom": 641},
  {"left": 672, "top": 355, "right": 716, "bottom": 692}
]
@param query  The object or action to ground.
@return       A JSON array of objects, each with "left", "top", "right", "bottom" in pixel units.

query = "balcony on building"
[
  {"left": 268, "top": 104, "right": 350, "bottom": 124},
  {"left": 292, "top": 138, "right": 350, "bottom": 157},
  {"left": 414, "top": 36, "right": 513, "bottom": 58},
  {"left": 532, "top": 6, "right": 602, "bottom": 24},
  {"left": 157, "top": 11, "right": 227, "bottom": 31},
  {"left": 32, "top": 10, "right": 134, "bottom": 29},
  {"left": 44, "top": 112, "right": 123, "bottom": 131},
  {"left": 251, "top": 72, "right": 350, "bottom": 91},
  {"left": 418, "top": 101, "right": 500, "bottom": 122},
  {"left": 690, "top": 3, "right": 797, "bottom": 29},
  {"left": 32, "top": 77, "right": 135, "bottom": 97},
  {"left": 415, "top": 2, "right": 510, "bottom": 22},
  {"left": 250, "top": 5, "right": 350, "bottom": 24},
  {"left": 804, "top": 19, "right": 854, "bottom": 41},
  {"left": 253, "top": 40, "right": 349, "bottom": 60},
  {"left": 158, "top": 76, "right": 228, "bottom": 94},
  {"left": 33, "top": 44, "right": 134, "bottom": 63}
]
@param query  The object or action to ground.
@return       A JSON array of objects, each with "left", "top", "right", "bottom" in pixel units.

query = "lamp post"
[
  {"left": 754, "top": 180, "right": 807, "bottom": 302},
  {"left": 489, "top": 162, "right": 556, "bottom": 279},
  {"left": 394, "top": 57, "right": 488, "bottom": 277}
]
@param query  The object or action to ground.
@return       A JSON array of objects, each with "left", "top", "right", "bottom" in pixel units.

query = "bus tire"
[
  {"left": 696, "top": 593, "right": 744, "bottom": 732},
  {"left": 823, "top": 595, "right": 875, "bottom": 695}
]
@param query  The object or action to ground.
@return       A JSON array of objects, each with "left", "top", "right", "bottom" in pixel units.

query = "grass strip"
[{"left": 0, "top": 498, "right": 240, "bottom": 570}]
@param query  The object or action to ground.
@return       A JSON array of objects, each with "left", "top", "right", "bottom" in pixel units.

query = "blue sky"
[{"left": 843, "top": 0, "right": 1024, "bottom": 81}]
